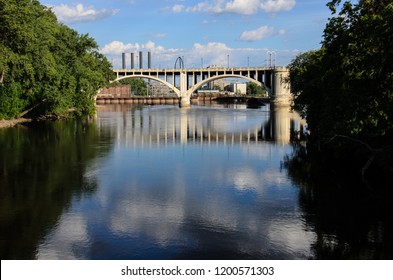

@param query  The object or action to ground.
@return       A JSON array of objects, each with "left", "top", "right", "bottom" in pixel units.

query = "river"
[{"left": 0, "top": 103, "right": 392, "bottom": 259}]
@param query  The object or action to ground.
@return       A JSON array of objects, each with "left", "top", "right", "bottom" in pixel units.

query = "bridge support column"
[
  {"left": 179, "top": 72, "right": 191, "bottom": 108},
  {"left": 271, "top": 67, "right": 293, "bottom": 107},
  {"left": 179, "top": 96, "right": 191, "bottom": 108}
]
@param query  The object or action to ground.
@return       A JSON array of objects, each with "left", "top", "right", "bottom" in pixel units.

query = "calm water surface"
[{"left": 1, "top": 104, "right": 392, "bottom": 259}]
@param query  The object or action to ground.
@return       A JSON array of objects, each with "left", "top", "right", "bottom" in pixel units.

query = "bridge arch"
[
  {"left": 174, "top": 57, "right": 185, "bottom": 69},
  {"left": 113, "top": 75, "right": 181, "bottom": 96},
  {"left": 187, "top": 74, "right": 268, "bottom": 96}
]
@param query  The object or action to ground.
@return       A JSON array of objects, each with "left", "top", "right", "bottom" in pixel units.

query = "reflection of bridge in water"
[{"left": 97, "top": 105, "right": 306, "bottom": 146}]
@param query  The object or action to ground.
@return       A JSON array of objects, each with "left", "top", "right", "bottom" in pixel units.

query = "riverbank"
[{"left": 0, "top": 118, "right": 32, "bottom": 129}]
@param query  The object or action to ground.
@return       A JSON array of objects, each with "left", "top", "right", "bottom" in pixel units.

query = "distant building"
[
  {"left": 197, "top": 90, "right": 220, "bottom": 94},
  {"left": 98, "top": 85, "right": 131, "bottom": 98},
  {"left": 225, "top": 83, "right": 247, "bottom": 95},
  {"left": 207, "top": 78, "right": 226, "bottom": 92}
]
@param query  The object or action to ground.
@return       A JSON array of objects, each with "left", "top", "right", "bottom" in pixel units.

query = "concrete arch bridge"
[{"left": 112, "top": 66, "right": 292, "bottom": 107}]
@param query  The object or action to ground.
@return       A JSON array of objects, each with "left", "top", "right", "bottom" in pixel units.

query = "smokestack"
[
  {"left": 131, "top": 53, "right": 135, "bottom": 69},
  {"left": 122, "top": 53, "right": 126, "bottom": 69},
  {"left": 139, "top": 51, "right": 143, "bottom": 69},
  {"left": 148, "top": 51, "right": 152, "bottom": 69}
]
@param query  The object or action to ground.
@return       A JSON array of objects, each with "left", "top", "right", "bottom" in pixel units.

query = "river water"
[{"left": 1, "top": 103, "right": 392, "bottom": 260}]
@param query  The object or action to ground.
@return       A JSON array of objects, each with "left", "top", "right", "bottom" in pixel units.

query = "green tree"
[
  {"left": 213, "top": 84, "right": 222, "bottom": 91},
  {"left": 247, "top": 82, "right": 266, "bottom": 96},
  {"left": 289, "top": 0, "right": 393, "bottom": 145},
  {"left": 119, "top": 78, "right": 147, "bottom": 96},
  {"left": 0, "top": 0, "right": 114, "bottom": 119}
]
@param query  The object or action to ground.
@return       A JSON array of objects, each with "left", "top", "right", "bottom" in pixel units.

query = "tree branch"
[{"left": 324, "top": 135, "right": 383, "bottom": 191}]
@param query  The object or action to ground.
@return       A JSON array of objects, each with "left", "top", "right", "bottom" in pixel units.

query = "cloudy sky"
[{"left": 45, "top": 0, "right": 331, "bottom": 68}]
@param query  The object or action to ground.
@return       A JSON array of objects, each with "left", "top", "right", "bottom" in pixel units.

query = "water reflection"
[
  {"left": 284, "top": 145, "right": 393, "bottom": 259},
  {"left": 2, "top": 104, "right": 391, "bottom": 259},
  {"left": 0, "top": 119, "right": 112, "bottom": 259},
  {"left": 96, "top": 104, "right": 306, "bottom": 146},
  {"left": 34, "top": 104, "right": 314, "bottom": 259}
]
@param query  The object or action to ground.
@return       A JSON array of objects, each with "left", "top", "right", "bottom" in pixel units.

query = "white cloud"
[
  {"left": 101, "top": 40, "right": 174, "bottom": 55},
  {"left": 183, "top": 0, "right": 260, "bottom": 15},
  {"left": 185, "top": 2, "right": 213, "bottom": 13},
  {"left": 100, "top": 41, "right": 140, "bottom": 54},
  {"left": 172, "top": 4, "right": 185, "bottom": 13},
  {"left": 191, "top": 42, "right": 233, "bottom": 66},
  {"left": 168, "top": 0, "right": 296, "bottom": 15},
  {"left": 101, "top": 40, "right": 297, "bottom": 68},
  {"left": 143, "top": 41, "right": 166, "bottom": 52},
  {"left": 240, "top": 26, "right": 275, "bottom": 41},
  {"left": 223, "top": 0, "right": 262, "bottom": 15},
  {"left": 239, "top": 26, "right": 286, "bottom": 41},
  {"left": 51, "top": 3, "right": 119, "bottom": 23},
  {"left": 260, "top": 0, "right": 296, "bottom": 13},
  {"left": 193, "top": 42, "right": 231, "bottom": 53},
  {"left": 101, "top": 40, "right": 182, "bottom": 68}
]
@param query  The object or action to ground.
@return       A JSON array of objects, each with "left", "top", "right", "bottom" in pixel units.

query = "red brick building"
[{"left": 98, "top": 85, "right": 131, "bottom": 98}]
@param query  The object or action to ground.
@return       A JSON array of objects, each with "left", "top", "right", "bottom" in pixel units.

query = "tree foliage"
[
  {"left": 247, "top": 82, "right": 266, "bottom": 96},
  {"left": 289, "top": 0, "right": 393, "bottom": 145},
  {"left": 0, "top": 0, "right": 114, "bottom": 119},
  {"left": 118, "top": 78, "right": 147, "bottom": 95}
]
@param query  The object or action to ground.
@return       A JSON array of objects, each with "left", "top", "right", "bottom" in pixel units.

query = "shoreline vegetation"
[
  {"left": 287, "top": 0, "right": 393, "bottom": 191},
  {"left": 0, "top": 118, "right": 31, "bottom": 129},
  {"left": 0, "top": 114, "right": 69, "bottom": 129},
  {"left": 0, "top": 0, "right": 114, "bottom": 121}
]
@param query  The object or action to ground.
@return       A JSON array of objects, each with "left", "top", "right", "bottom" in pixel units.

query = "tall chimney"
[
  {"left": 131, "top": 53, "right": 135, "bottom": 69},
  {"left": 148, "top": 51, "right": 152, "bottom": 69},
  {"left": 122, "top": 53, "right": 126, "bottom": 69},
  {"left": 139, "top": 51, "right": 143, "bottom": 69}
]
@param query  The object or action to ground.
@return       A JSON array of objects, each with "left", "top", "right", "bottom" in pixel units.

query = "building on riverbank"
[
  {"left": 98, "top": 85, "right": 131, "bottom": 98},
  {"left": 225, "top": 83, "right": 247, "bottom": 95}
]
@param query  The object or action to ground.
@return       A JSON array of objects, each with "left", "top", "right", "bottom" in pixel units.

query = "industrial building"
[{"left": 225, "top": 83, "right": 247, "bottom": 95}]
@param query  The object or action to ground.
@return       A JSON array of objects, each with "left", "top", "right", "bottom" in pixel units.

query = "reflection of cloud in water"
[
  {"left": 37, "top": 141, "right": 315, "bottom": 259},
  {"left": 233, "top": 168, "right": 262, "bottom": 191},
  {"left": 241, "top": 143, "right": 290, "bottom": 159},
  {"left": 232, "top": 166, "right": 289, "bottom": 193},
  {"left": 40, "top": 143, "right": 314, "bottom": 258},
  {"left": 109, "top": 192, "right": 186, "bottom": 247},
  {"left": 36, "top": 106, "right": 314, "bottom": 259},
  {"left": 268, "top": 219, "right": 316, "bottom": 257},
  {"left": 37, "top": 213, "right": 89, "bottom": 260},
  {"left": 102, "top": 153, "right": 313, "bottom": 258}
]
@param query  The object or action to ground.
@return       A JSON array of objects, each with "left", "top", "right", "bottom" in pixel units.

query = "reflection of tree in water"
[
  {"left": 283, "top": 145, "right": 393, "bottom": 259},
  {"left": 0, "top": 119, "right": 112, "bottom": 259}
]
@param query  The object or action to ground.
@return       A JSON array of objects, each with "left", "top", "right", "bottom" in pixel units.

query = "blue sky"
[{"left": 44, "top": 0, "right": 331, "bottom": 68}]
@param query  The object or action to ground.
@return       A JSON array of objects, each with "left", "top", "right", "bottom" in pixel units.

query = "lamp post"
[
  {"left": 266, "top": 51, "right": 276, "bottom": 68},
  {"left": 227, "top": 55, "right": 229, "bottom": 68}
]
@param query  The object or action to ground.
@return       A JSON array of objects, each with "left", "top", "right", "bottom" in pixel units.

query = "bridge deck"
[{"left": 113, "top": 67, "right": 278, "bottom": 79}]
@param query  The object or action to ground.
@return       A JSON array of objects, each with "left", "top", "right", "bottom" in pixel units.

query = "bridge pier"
[
  {"left": 178, "top": 72, "right": 191, "bottom": 108},
  {"left": 179, "top": 96, "right": 191, "bottom": 108},
  {"left": 271, "top": 67, "right": 293, "bottom": 107}
]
